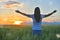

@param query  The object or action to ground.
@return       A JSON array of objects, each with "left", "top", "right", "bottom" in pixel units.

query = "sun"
[{"left": 14, "top": 21, "right": 23, "bottom": 25}]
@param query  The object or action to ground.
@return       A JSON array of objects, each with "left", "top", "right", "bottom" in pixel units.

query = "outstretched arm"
[
  {"left": 44, "top": 10, "right": 57, "bottom": 18},
  {"left": 15, "top": 10, "right": 31, "bottom": 18}
]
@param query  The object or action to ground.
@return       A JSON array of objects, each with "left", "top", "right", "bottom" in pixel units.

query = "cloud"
[
  {"left": 0, "top": 0, "right": 24, "bottom": 9},
  {"left": 4, "top": 1, "right": 22, "bottom": 8},
  {"left": 0, "top": 0, "right": 9, "bottom": 2},
  {"left": 0, "top": 0, "right": 18, "bottom": 2},
  {"left": 4, "top": 1, "right": 20, "bottom": 5}
]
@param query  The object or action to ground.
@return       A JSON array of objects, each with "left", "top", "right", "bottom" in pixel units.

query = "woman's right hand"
[{"left": 15, "top": 10, "right": 21, "bottom": 13}]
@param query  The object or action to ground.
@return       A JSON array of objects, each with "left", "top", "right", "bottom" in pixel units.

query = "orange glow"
[
  {"left": 0, "top": 14, "right": 31, "bottom": 26},
  {"left": 0, "top": 15, "right": 53, "bottom": 25}
]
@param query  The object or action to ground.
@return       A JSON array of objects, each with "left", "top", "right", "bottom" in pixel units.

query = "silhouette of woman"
[{"left": 15, "top": 7, "right": 57, "bottom": 35}]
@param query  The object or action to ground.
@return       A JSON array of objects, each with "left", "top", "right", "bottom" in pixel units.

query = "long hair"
[{"left": 34, "top": 7, "right": 41, "bottom": 23}]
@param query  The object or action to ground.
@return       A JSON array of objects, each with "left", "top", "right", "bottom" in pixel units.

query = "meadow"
[{"left": 0, "top": 25, "right": 60, "bottom": 40}]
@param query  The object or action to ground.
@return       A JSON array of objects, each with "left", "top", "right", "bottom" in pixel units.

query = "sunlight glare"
[{"left": 14, "top": 21, "right": 23, "bottom": 25}]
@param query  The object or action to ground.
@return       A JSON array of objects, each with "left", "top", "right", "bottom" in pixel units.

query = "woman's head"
[
  {"left": 34, "top": 7, "right": 40, "bottom": 14},
  {"left": 34, "top": 7, "right": 41, "bottom": 22}
]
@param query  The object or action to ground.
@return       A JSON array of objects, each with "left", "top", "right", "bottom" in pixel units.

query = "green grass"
[{"left": 0, "top": 25, "right": 60, "bottom": 40}]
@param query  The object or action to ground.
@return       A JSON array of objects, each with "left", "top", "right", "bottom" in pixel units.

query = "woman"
[{"left": 15, "top": 7, "right": 57, "bottom": 35}]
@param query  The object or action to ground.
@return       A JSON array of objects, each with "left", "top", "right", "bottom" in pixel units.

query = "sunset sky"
[{"left": 0, "top": 0, "right": 60, "bottom": 25}]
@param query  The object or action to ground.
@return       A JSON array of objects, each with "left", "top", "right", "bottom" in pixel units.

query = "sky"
[{"left": 0, "top": 0, "right": 60, "bottom": 25}]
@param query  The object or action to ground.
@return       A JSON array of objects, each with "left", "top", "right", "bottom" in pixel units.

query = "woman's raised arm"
[
  {"left": 15, "top": 10, "right": 31, "bottom": 18},
  {"left": 44, "top": 10, "right": 57, "bottom": 18}
]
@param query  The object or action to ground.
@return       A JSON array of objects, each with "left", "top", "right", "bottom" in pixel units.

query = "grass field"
[{"left": 0, "top": 25, "right": 60, "bottom": 40}]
